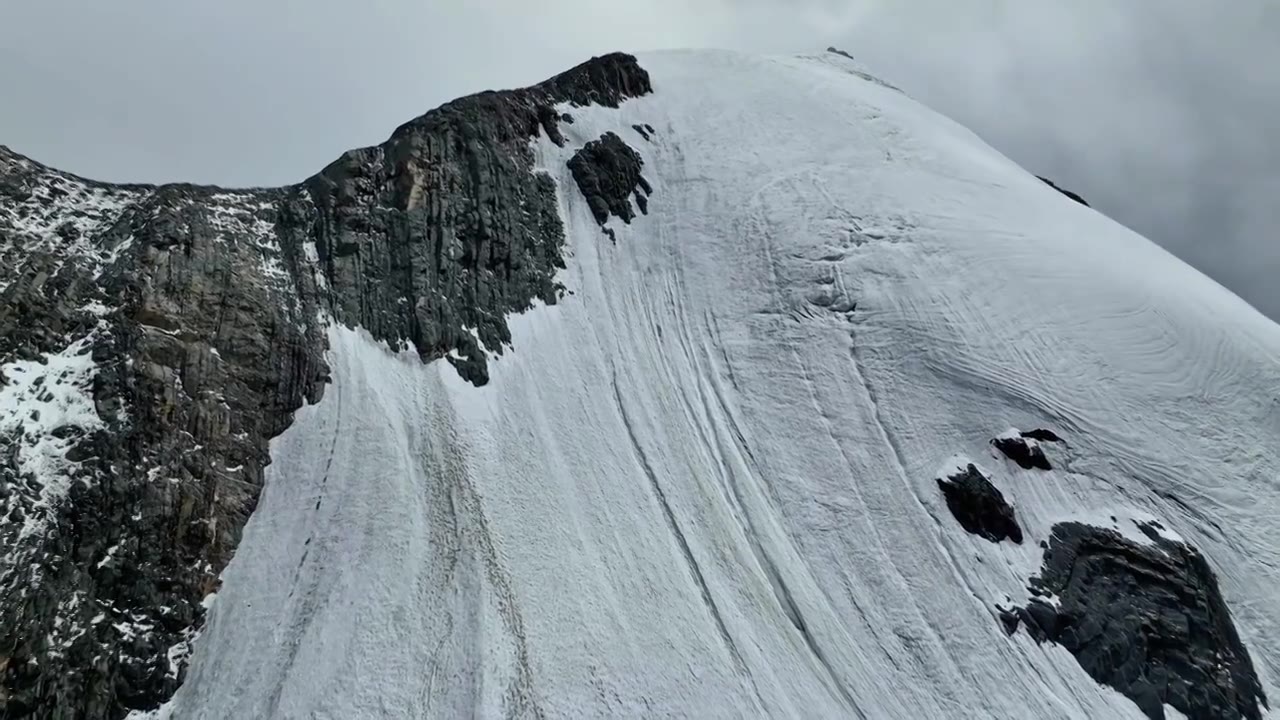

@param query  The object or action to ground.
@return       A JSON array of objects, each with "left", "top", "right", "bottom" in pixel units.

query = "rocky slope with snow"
[
  {"left": 0, "top": 53, "right": 648, "bottom": 718},
  {"left": 3, "top": 50, "right": 1279, "bottom": 719}
]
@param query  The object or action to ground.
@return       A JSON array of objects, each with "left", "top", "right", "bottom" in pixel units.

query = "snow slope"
[{"left": 162, "top": 50, "right": 1280, "bottom": 718}]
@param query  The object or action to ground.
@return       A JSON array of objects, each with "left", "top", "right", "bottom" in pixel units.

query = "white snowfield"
[{"left": 164, "top": 51, "right": 1280, "bottom": 718}]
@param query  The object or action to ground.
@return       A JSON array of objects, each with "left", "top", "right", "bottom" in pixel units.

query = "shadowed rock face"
[
  {"left": 1005, "top": 522, "right": 1268, "bottom": 720},
  {"left": 937, "top": 464, "right": 1023, "bottom": 544},
  {"left": 0, "top": 52, "right": 650, "bottom": 719}
]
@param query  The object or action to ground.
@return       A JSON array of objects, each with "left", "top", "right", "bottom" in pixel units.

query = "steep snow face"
[{"left": 166, "top": 50, "right": 1280, "bottom": 719}]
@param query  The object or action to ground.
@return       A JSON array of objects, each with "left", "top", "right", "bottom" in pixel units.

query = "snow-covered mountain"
[{"left": 3, "top": 49, "right": 1278, "bottom": 720}]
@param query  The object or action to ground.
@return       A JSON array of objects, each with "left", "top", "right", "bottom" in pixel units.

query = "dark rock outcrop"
[
  {"left": 567, "top": 131, "right": 652, "bottom": 241},
  {"left": 936, "top": 464, "right": 1023, "bottom": 543},
  {"left": 307, "top": 53, "right": 650, "bottom": 385},
  {"left": 1019, "top": 428, "right": 1062, "bottom": 443},
  {"left": 992, "top": 435, "right": 1053, "bottom": 470},
  {"left": 1037, "top": 175, "right": 1090, "bottom": 207},
  {"left": 823, "top": 47, "right": 903, "bottom": 92},
  {"left": 1006, "top": 522, "right": 1268, "bottom": 720},
  {"left": 0, "top": 52, "right": 651, "bottom": 719}
]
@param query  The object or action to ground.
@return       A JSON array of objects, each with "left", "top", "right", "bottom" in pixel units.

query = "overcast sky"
[{"left": 3, "top": 1, "right": 1277, "bottom": 319}]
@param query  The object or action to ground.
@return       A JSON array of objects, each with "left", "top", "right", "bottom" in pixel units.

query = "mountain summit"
[{"left": 2, "top": 50, "right": 1277, "bottom": 720}]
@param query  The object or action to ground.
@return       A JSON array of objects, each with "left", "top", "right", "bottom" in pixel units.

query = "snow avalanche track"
[{"left": 168, "top": 51, "right": 1280, "bottom": 719}]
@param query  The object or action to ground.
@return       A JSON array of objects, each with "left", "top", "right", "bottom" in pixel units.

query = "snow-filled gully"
[{"left": 158, "top": 51, "right": 1280, "bottom": 719}]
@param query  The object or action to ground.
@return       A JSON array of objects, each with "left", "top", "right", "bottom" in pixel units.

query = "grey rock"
[
  {"left": 567, "top": 131, "right": 652, "bottom": 233},
  {"left": 936, "top": 463, "right": 1023, "bottom": 544},
  {"left": 997, "top": 605, "right": 1021, "bottom": 635},
  {"left": 1036, "top": 175, "right": 1090, "bottom": 207},
  {"left": 1009, "top": 521, "right": 1268, "bottom": 720},
  {"left": 0, "top": 51, "right": 651, "bottom": 719},
  {"left": 1019, "top": 428, "right": 1062, "bottom": 443},
  {"left": 992, "top": 435, "right": 1053, "bottom": 470}
]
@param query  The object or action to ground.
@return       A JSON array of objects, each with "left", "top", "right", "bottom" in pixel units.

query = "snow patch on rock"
[
  {"left": 0, "top": 154, "right": 144, "bottom": 289},
  {"left": 0, "top": 334, "right": 104, "bottom": 540}
]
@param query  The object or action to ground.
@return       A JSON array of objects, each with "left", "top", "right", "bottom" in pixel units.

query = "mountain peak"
[{"left": 3, "top": 50, "right": 1276, "bottom": 720}]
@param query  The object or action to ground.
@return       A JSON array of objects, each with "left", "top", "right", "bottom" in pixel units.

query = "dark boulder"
[
  {"left": 998, "top": 605, "right": 1022, "bottom": 635},
  {"left": 936, "top": 464, "right": 1023, "bottom": 544},
  {"left": 992, "top": 436, "right": 1052, "bottom": 470}
]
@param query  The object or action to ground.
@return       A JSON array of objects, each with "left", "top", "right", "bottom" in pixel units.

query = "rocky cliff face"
[{"left": 0, "top": 52, "right": 651, "bottom": 719}]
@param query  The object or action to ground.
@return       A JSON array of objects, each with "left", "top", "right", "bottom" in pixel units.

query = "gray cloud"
[{"left": 2, "top": 1, "right": 1277, "bottom": 318}]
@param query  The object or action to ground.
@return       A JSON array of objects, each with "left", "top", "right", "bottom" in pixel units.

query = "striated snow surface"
[{"left": 161, "top": 51, "right": 1280, "bottom": 718}]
